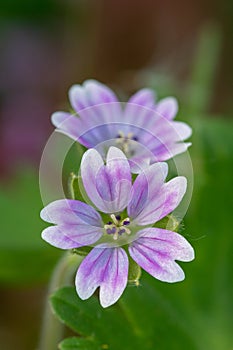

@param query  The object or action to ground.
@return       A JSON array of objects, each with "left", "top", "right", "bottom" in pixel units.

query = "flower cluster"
[{"left": 41, "top": 80, "right": 194, "bottom": 308}]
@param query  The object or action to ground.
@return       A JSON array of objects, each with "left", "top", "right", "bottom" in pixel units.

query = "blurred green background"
[{"left": 0, "top": 0, "right": 232, "bottom": 349}]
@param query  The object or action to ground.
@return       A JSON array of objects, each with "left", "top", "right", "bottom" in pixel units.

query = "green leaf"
[
  {"left": 59, "top": 337, "right": 101, "bottom": 350},
  {"left": 51, "top": 285, "right": 195, "bottom": 350}
]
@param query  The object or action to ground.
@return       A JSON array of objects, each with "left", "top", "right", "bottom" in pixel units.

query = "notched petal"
[
  {"left": 75, "top": 247, "right": 128, "bottom": 307},
  {"left": 129, "top": 228, "right": 194, "bottom": 283}
]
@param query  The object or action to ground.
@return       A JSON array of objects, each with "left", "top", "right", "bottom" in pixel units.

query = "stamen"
[
  {"left": 127, "top": 132, "right": 134, "bottom": 139},
  {"left": 105, "top": 215, "right": 131, "bottom": 240},
  {"left": 104, "top": 224, "right": 112, "bottom": 229},
  {"left": 123, "top": 143, "right": 129, "bottom": 153},
  {"left": 113, "top": 232, "right": 118, "bottom": 240},
  {"left": 124, "top": 227, "right": 131, "bottom": 235},
  {"left": 120, "top": 217, "right": 129, "bottom": 225},
  {"left": 120, "top": 217, "right": 130, "bottom": 226},
  {"left": 115, "top": 130, "right": 138, "bottom": 156},
  {"left": 110, "top": 214, "right": 119, "bottom": 225}
]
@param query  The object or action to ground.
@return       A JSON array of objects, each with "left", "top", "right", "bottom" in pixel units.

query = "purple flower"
[
  {"left": 41, "top": 147, "right": 194, "bottom": 308},
  {"left": 51, "top": 80, "right": 192, "bottom": 171}
]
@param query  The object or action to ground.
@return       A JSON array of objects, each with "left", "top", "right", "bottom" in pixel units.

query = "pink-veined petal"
[
  {"left": 40, "top": 199, "right": 102, "bottom": 226},
  {"left": 69, "top": 80, "right": 119, "bottom": 112},
  {"left": 127, "top": 88, "right": 156, "bottom": 108},
  {"left": 134, "top": 177, "right": 187, "bottom": 225},
  {"left": 41, "top": 224, "right": 103, "bottom": 249},
  {"left": 75, "top": 246, "right": 128, "bottom": 307},
  {"left": 128, "top": 163, "right": 168, "bottom": 219},
  {"left": 81, "top": 147, "right": 132, "bottom": 213},
  {"left": 155, "top": 97, "right": 178, "bottom": 120},
  {"left": 129, "top": 228, "right": 194, "bottom": 282}
]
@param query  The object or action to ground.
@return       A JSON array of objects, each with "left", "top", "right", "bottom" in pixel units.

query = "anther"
[
  {"left": 123, "top": 220, "right": 130, "bottom": 226},
  {"left": 118, "top": 228, "right": 126, "bottom": 235}
]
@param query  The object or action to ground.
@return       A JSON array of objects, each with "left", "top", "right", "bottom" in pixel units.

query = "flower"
[
  {"left": 51, "top": 80, "right": 192, "bottom": 172},
  {"left": 40, "top": 147, "right": 194, "bottom": 308}
]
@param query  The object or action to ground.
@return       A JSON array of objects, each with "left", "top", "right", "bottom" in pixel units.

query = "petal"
[
  {"left": 121, "top": 105, "right": 192, "bottom": 162},
  {"left": 128, "top": 155, "right": 151, "bottom": 174},
  {"left": 80, "top": 148, "right": 106, "bottom": 210},
  {"left": 81, "top": 147, "right": 132, "bottom": 213},
  {"left": 78, "top": 123, "right": 119, "bottom": 147},
  {"left": 42, "top": 224, "right": 103, "bottom": 248},
  {"left": 171, "top": 121, "right": 192, "bottom": 140},
  {"left": 51, "top": 111, "right": 86, "bottom": 144},
  {"left": 51, "top": 112, "right": 81, "bottom": 141},
  {"left": 40, "top": 200, "right": 103, "bottom": 249},
  {"left": 42, "top": 226, "right": 82, "bottom": 249},
  {"left": 135, "top": 176, "right": 187, "bottom": 225},
  {"left": 122, "top": 103, "right": 159, "bottom": 135},
  {"left": 51, "top": 109, "right": 120, "bottom": 148},
  {"left": 129, "top": 228, "right": 194, "bottom": 283},
  {"left": 96, "top": 147, "right": 132, "bottom": 211},
  {"left": 51, "top": 111, "right": 71, "bottom": 126},
  {"left": 75, "top": 246, "right": 128, "bottom": 308},
  {"left": 69, "top": 80, "right": 118, "bottom": 112},
  {"left": 155, "top": 97, "right": 178, "bottom": 120},
  {"left": 40, "top": 199, "right": 102, "bottom": 226},
  {"left": 128, "top": 163, "right": 168, "bottom": 219},
  {"left": 141, "top": 117, "right": 189, "bottom": 148},
  {"left": 52, "top": 80, "right": 122, "bottom": 147},
  {"left": 127, "top": 88, "right": 156, "bottom": 108},
  {"left": 57, "top": 105, "right": 124, "bottom": 148},
  {"left": 149, "top": 141, "right": 192, "bottom": 162}
]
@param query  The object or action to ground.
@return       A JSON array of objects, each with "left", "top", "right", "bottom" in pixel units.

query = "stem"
[{"left": 38, "top": 252, "right": 82, "bottom": 350}]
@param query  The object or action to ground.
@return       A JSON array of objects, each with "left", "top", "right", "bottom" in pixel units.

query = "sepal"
[
  {"left": 72, "top": 246, "right": 91, "bottom": 257},
  {"left": 155, "top": 214, "right": 180, "bottom": 232},
  {"left": 128, "top": 255, "right": 141, "bottom": 286},
  {"left": 68, "top": 172, "right": 80, "bottom": 200}
]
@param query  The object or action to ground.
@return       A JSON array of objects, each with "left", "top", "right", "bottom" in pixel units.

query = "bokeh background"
[{"left": 0, "top": 1, "right": 232, "bottom": 349}]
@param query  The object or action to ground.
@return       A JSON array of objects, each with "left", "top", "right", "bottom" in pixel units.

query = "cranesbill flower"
[
  {"left": 40, "top": 147, "right": 194, "bottom": 308},
  {"left": 51, "top": 80, "right": 192, "bottom": 171}
]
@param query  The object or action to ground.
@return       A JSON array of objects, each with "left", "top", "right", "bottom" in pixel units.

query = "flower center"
[
  {"left": 115, "top": 131, "right": 138, "bottom": 155},
  {"left": 104, "top": 214, "right": 131, "bottom": 240}
]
